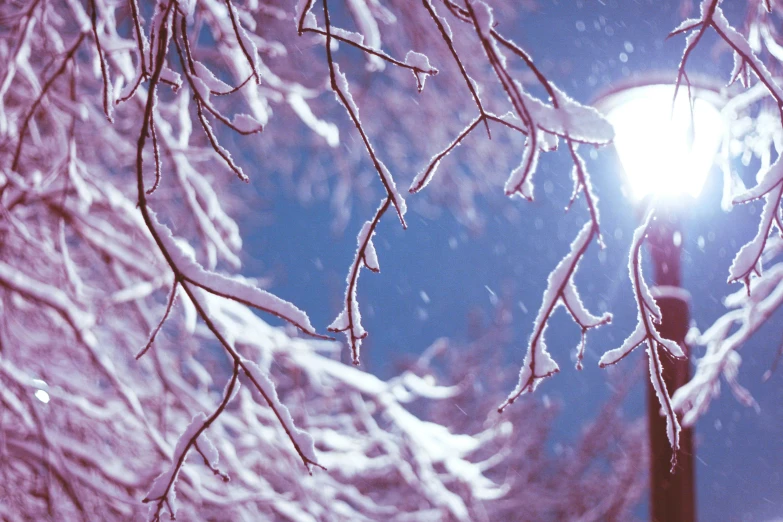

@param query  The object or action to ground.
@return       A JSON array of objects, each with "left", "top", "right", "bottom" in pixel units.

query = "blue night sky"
[{"left": 239, "top": 2, "right": 783, "bottom": 520}]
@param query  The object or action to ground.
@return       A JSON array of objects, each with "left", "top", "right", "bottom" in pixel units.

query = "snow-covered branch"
[
  {"left": 727, "top": 157, "right": 783, "bottom": 291},
  {"left": 318, "top": 0, "right": 408, "bottom": 227},
  {"left": 0, "top": 0, "right": 652, "bottom": 518},
  {"left": 499, "top": 221, "right": 610, "bottom": 411},
  {"left": 599, "top": 211, "right": 686, "bottom": 464},
  {"left": 668, "top": 0, "right": 783, "bottom": 423},
  {"left": 329, "top": 197, "right": 389, "bottom": 364},
  {"left": 143, "top": 362, "right": 238, "bottom": 521}
]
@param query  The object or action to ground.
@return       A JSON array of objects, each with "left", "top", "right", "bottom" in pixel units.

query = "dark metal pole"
[{"left": 647, "top": 207, "right": 696, "bottom": 522}]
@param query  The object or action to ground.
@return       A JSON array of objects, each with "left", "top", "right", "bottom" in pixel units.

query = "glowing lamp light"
[{"left": 603, "top": 84, "right": 724, "bottom": 201}]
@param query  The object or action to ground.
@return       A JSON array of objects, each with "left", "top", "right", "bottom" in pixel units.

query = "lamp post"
[{"left": 599, "top": 83, "right": 724, "bottom": 522}]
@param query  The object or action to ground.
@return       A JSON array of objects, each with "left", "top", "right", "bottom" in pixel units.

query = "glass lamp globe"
[{"left": 603, "top": 84, "right": 724, "bottom": 201}]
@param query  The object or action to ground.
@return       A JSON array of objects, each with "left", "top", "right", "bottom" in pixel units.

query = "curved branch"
[
  {"left": 599, "top": 210, "right": 685, "bottom": 464},
  {"left": 329, "top": 197, "right": 390, "bottom": 365},
  {"left": 499, "top": 221, "right": 610, "bottom": 411}
]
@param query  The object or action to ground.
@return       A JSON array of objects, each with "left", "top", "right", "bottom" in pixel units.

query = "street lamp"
[
  {"left": 607, "top": 84, "right": 723, "bottom": 202},
  {"left": 598, "top": 82, "right": 725, "bottom": 522}
]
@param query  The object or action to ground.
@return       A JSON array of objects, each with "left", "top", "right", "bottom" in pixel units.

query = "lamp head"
[{"left": 602, "top": 84, "right": 724, "bottom": 201}]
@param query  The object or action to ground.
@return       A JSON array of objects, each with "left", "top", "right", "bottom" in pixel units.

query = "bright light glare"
[
  {"left": 606, "top": 84, "right": 724, "bottom": 200},
  {"left": 34, "top": 389, "right": 50, "bottom": 403}
]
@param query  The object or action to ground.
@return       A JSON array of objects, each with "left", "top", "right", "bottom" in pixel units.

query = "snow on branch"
[
  {"left": 409, "top": 111, "right": 557, "bottom": 194},
  {"left": 0, "top": 0, "right": 653, "bottom": 517},
  {"left": 224, "top": 0, "right": 261, "bottom": 83},
  {"left": 420, "top": 0, "right": 492, "bottom": 136},
  {"left": 188, "top": 295, "right": 516, "bottom": 521},
  {"left": 672, "top": 0, "right": 783, "bottom": 114},
  {"left": 317, "top": 0, "right": 408, "bottom": 227},
  {"left": 172, "top": 14, "right": 258, "bottom": 183},
  {"left": 149, "top": 210, "right": 324, "bottom": 339},
  {"left": 412, "top": 0, "right": 608, "bottom": 235},
  {"left": 674, "top": 151, "right": 783, "bottom": 425},
  {"left": 126, "top": 3, "right": 330, "bottom": 482},
  {"left": 179, "top": 283, "right": 324, "bottom": 472},
  {"left": 675, "top": 263, "right": 783, "bottom": 425},
  {"left": 728, "top": 156, "right": 783, "bottom": 292},
  {"left": 464, "top": 0, "right": 540, "bottom": 201},
  {"left": 329, "top": 197, "right": 388, "bottom": 365},
  {"left": 499, "top": 221, "right": 610, "bottom": 411},
  {"left": 176, "top": 21, "right": 263, "bottom": 137},
  {"left": 296, "top": 0, "right": 460, "bottom": 364},
  {"left": 297, "top": 11, "right": 438, "bottom": 92},
  {"left": 403, "top": 0, "right": 615, "bottom": 421},
  {"left": 599, "top": 211, "right": 686, "bottom": 465},
  {"left": 239, "top": 358, "right": 320, "bottom": 469},
  {"left": 666, "top": 0, "right": 783, "bottom": 424},
  {"left": 144, "top": 363, "right": 238, "bottom": 521}
]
